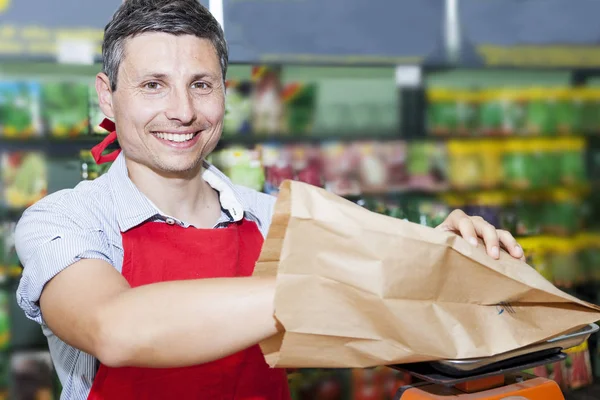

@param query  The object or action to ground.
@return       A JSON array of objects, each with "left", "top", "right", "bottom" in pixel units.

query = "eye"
[
  {"left": 192, "top": 81, "right": 211, "bottom": 91},
  {"left": 144, "top": 81, "right": 161, "bottom": 90}
]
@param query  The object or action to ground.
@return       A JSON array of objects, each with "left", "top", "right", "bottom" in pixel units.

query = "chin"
[{"left": 153, "top": 157, "right": 203, "bottom": 175}]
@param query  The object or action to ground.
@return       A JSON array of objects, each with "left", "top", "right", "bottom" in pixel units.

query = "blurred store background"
[{"left": 1, "top": 0, "right": 600, "bottom": 398}]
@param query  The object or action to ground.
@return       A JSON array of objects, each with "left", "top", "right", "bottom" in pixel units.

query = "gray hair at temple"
[{"left": 101, "top": 0, "right": 228, "bottom": 91}]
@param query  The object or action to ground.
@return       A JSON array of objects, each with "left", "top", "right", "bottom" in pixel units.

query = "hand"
[{"left": 436, "top": 209, "right": 525, "bottom": 261}]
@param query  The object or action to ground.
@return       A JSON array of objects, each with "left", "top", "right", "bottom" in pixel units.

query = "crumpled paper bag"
[{"left": 253, "top": 180, "right": 600, "bottom": 368}]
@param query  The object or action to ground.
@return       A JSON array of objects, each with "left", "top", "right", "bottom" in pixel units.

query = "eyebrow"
[
  {"left": 138, "top": 73, "right": 168, "bottom": 81},
  {"left": 137, "top": 72, "right": 219, "bottom": 82}
]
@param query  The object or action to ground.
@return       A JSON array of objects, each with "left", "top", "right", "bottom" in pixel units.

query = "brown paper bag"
[{"left": 253, "top": 180, "right": 600, "bottom": 369}]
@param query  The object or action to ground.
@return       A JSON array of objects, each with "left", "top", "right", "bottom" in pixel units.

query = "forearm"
[{"left": 96, "top": 276, "right": 280, "bottom": 368}]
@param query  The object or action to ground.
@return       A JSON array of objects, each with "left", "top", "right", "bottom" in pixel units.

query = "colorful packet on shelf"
[
  {"left": 0, "top": 288, "right": 9, "bottom": 352},
  {"left": 223, "top": 80, "right": 254, "bottom": 136},
  {"left": 290, "top": 144, "right": 323, "bottom": 188},
  {"left": 1, "top": 152, "right": 47, "bottom": 209},
  {"left": 354, "top": 141, "right": 388, "bottom": 193},
  {"left": 251, "top": 66, "right": 284, "bottom": 136},
  {"left": 221, "top": 147, "right": 265, "bottom": 192},
  {"left": 41, "top": 81, "right": 89, "bottom": 138},
  {"left": 321, "top": 141, "right": 360, "bottom": 197},
  {"left": 281, "top": 82, "right": 318, "bottom": 136},
  {"left": 0, "top": 80, "right": 43, "bottom": 139}
]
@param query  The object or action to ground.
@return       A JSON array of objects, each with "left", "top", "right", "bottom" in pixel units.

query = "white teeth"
[{"left": 154, "top": 132, "right": 196, "bottom": 142}]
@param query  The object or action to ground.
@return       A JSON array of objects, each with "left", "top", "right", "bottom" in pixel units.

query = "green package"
[
  {"left": 282, "top": 82, "right": 317, "bottom": 136},
  {"left": 549, "top": 238, "right": 580, "bottom": 289},
  {"left": 580, "top": 88, "right": 600, "bottom": 134},
  {"left": 543, "top": 190, "right": 582, "bottom": 236},
  {"left": 0, "top": 288, "right": 9, "bottom": 351},
  {"left": 531, "top": 139, "right": 561, "bottom": 188},
  {"left": 559, "top": 137, "right": 587, "bottom": 186},
  {"left": 478, "top": 89, "right": 503, "bottom": 136},
  {"left": 218, "top": 147, "right": 265, "bottom": 192},
  {"left": 524, "top": 88, "right": 556, "bottom": 136},
  {"left": 503, "top": 139, "right": 539, "bottom": 190},
  {"left": 554, "top": 88, "right": 579, "bottom": 134},
  {"left": 41, "top": 81, "right": 89, "bottom": 138},
  {"left": 454, "top": 90, "right": 478, "bottom": 136},
  {"left": 407, "top": 142, "right": 447, "bottom": 189},
  {"left": 427, "top": 89, "right": 458, "bottom": 136},
  {"left": 498, "top": 89, "right": 527, "bottom": 136},
  {"left": 0, "top": 81, "right": 42, "bottom": 138}
]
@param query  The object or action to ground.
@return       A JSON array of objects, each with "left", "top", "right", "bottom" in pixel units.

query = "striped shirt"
[{"left": 14, "top": 152, "right": 276, "bottom": 400}]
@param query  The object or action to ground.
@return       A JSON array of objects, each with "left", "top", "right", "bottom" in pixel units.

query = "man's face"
[{"left": 97, "top": 32, "right": 225, "bottom": 176}]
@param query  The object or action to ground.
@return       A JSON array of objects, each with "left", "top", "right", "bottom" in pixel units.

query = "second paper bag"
[{"left": 253, "top": 180, "right": 600, "bottom": 369}]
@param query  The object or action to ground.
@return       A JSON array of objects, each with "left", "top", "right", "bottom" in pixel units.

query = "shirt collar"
[{"left": 106, "top": 152, "right": 247, "bottom": 232}]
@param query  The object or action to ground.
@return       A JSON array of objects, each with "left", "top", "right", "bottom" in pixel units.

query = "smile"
[{"left": 152, "top": 132, "right": 199, "bottom": 143}]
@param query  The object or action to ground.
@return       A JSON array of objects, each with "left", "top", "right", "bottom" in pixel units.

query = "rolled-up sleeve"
[{"left": 15, "top": 197, "right": 112, "bottom": 325}]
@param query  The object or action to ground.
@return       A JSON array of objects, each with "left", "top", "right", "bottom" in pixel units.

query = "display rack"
[{"left": 1, "top": 64, "right": 599, "bottom": 400}]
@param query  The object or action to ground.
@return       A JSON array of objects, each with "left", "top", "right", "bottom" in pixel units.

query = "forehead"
[{"left": 120, "top": 32, "right": 221, "bottom": 78}]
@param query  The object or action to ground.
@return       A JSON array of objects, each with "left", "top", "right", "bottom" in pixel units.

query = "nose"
[{"left": 165, "top": 87, "right": 196, "bottom": 125}]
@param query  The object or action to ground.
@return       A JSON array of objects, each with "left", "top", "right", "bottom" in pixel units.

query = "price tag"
[{"left": 395, "top": 65, "right": 422, "bottom": 88}]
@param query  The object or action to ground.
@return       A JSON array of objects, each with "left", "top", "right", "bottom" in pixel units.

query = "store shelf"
[
  {"left": 349, "top": 184, "right": 592, "bottom": 198},
  {"left": 4, "top": 132, "right": 595, "bottom": 156},
  {"left": 0, "top": 136, "right": 108, "bottom": 156},
  {"left": 425, "top": 133, "right": 593, "bottom": 141},
  {"left": 1, "top": 133, "right": 404, "bottom": 155},
  {"left": 219, "top": 133, "right": 598, "bottom": 146},
  {"left": 218, "top": 132, "right": 402, "bottom": 147}
]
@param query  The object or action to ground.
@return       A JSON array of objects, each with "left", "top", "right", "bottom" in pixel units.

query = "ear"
[{"left": 95, "top": 73, "right": 115, "bottom": 119}]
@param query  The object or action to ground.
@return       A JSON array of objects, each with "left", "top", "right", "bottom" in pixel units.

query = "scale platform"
[
  {"left": 392, "top": 348, "right": 565, "bottom": 386},
  {"left": 389, "top": 324, "right": 598, "bottom": 399}
]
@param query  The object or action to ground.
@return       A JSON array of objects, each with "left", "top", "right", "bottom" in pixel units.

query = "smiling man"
[{"left": 14, "top": 0, "right": 525, "bottom": 399}]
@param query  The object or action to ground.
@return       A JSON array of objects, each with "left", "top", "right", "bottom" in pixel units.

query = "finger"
[
  {"left": 474, "top": 221, "right": 501, "bottom": 259},
  {"left": 435, "top": 210, "right": 462, "bottom": 232},
  {"left": 497, "top": 229, "right": 524, "bottom": 260},
  {"left": 435, "top": 223, "right": 453, "bottom": 232},
  {"left": 456, "top": 216, "right": 479, "bottom": 247},
  {"left": 439, "top": 210, "right": 472, "bottom": 235}
]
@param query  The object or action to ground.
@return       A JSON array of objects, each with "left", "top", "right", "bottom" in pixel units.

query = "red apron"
[{"left": 87, "top": 122, "right": 291, "bottom": 399}]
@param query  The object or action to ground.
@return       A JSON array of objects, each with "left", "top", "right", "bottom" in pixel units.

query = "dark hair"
[{"left": 102, "top": 0, "right": 228, "bottom": 91}]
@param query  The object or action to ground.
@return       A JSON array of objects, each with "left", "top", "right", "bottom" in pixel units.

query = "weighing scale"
[{"left": 391, "top": 323, "right": 599, "bottom": 400}]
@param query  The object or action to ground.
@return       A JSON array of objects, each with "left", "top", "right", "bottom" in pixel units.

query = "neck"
[{"left": 125, "top": 159, "right": 221, "bottom": 228}]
